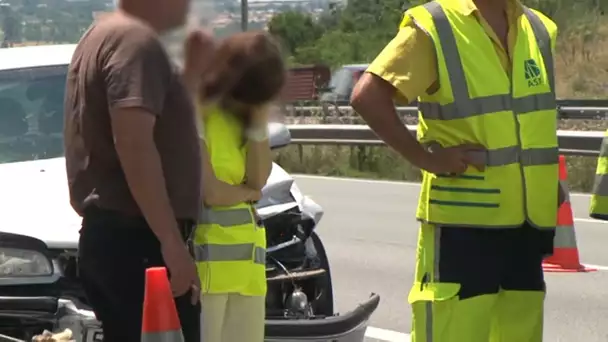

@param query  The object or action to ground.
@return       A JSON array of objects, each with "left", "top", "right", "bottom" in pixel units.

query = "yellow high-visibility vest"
[
  {"left": 193, "top": 105, "right": 267, "bottom": 296},
  {"left": 405, "top": 1, "right": 559, "bottom": 228},
  {"left": 590, "top": 130, "right": 608, "bottom": 220}
]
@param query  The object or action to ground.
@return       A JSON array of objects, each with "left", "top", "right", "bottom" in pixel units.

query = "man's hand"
[
  {"left": 247, "top": 188, "right": 262, "bottom": 202},
  {"left": 184, "top": 29, "right": 215, "bottom": 79},
  {"left": 161, "top": 237, "right": 201, "bottom": 304},
  {"left": 423, "top": 143, "right": 487, "bottom": 175}
]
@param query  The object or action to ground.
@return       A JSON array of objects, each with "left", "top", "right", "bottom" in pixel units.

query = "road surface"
[{"left": 293, "top": 175, "right": 608, "bottom": 342}]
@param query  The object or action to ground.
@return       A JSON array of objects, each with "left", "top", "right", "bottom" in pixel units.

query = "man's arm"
[
  {"left": 112, "top": 110, "right": 183, "bottom": 244},
  {"left": 104, "top": 30, "right": 182, "bottom": 246},
  {"left": 182, "top": 30, "right": 216, "bottom": 95},
  {"left": 352, "top": 74, "right": 433, "bottom": 169},
  {"left": 350, "top": 22, "right": 438, "bottom": 171}
]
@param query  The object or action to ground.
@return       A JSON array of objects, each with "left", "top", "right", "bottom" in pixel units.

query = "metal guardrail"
[
  {"left": 285, "top": 124, "right": 606, "bottom": 157},
  {"left": 288, "top": 105, "right": 608, "bottom": 119}
]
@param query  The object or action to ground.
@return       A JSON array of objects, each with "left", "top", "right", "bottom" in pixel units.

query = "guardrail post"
[
  {"left": 298, "top": 144, "right": 303, "bottom": 164},
  {"left": 357, "top": 146, "right": 366, "bottom": 171},
  {"left": 349, "top": 145, "right": 357, "bottom": 169}
]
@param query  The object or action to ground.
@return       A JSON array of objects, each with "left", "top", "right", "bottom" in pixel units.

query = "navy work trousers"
[{"left": 77, "top": 206, "right": 201, "bottom": 342}]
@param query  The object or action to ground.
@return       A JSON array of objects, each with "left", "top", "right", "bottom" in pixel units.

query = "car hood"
[
  {"left": 0, "top": 157, "right": 81, "bottom": 249},
  {"left": 0, "top": 157, "right": 299, "bottom": 250}
]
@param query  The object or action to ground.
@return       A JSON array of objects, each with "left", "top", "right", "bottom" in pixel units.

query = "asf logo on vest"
[{"left": 524, "top": 59, "right": 542, "bottom": 87}]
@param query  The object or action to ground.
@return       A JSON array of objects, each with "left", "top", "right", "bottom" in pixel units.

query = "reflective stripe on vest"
[
  {"left": 421, "top": 1, "right": 556, "bottom": 132},
  {"left": 465, "top": 146, "right": 558, "bottom": 167},
  {"left": 419, "top": 3, "right": 556, "bottom": 122},
  {"left": 590, "top": 132, "right": 608, "bottom": 220},
  {"left": 199, "top": 207, "right": 254, "bottom": 226},
  {"left": 420, "top": 92, "right": 556, "bottom": 120},
  {"left": 194, "top": 243, "right": 266, "bottom": 264},
  {"left": 410, "top": 1, "right": 559, "bottom": 228},
  {"left": 196, "top": 208, "right": 265, "bottom": 264}
]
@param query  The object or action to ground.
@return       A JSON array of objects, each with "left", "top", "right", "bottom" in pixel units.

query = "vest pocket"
[
  {"left": 426, "top": 173, "right": 508, "bottom": 226},
  {"left": 428, "top": 176, "right": 501, "bottom": 209}
]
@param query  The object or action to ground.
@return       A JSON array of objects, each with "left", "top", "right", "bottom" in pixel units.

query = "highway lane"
[{"left": 292, "top": 175, "right": 608, "bottom": 342}]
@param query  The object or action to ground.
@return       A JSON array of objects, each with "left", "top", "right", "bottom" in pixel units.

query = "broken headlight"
[{"left": 0, "top": 247, "right": 53, "bottom": 277}]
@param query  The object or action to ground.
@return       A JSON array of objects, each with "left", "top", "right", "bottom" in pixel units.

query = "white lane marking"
[
  {"left": 580, "top": 263, "right": 608, "bottom": 271},
  {"left": 293, "top": 174, "right": 592, "bottom": 197},
  {"left": 571, "top": 192, "right": 592, "bottom": 198},
  {"left": 574, "top": 217, "right": 607, "bottom": 224},
  {"left": 365, "top": 327, "right": 411, "bottom": 341}
]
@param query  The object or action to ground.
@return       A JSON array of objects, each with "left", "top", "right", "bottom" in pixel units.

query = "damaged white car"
[{"left": 0, "top": 44, "right": 379, "bottom": 342}]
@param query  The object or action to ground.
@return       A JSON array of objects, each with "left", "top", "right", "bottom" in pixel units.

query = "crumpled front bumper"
[
  {"left": 265, "top": 294, "right": 380, "bottom": 342},
  {"left": 0, "top": 294, "right": 380, "bottom": 342}
]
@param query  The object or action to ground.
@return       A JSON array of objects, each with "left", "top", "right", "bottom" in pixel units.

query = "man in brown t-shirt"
[{"left": 63, "top": 0, "right": 207, "bottom": 340}]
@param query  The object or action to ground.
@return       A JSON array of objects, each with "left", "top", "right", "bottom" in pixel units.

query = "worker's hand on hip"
[
  {"left": 161, "top": 237, "right": 200, "bottom": 304},
  {"left": 425, "top": 143, "right": 487, "bottom": 175}
]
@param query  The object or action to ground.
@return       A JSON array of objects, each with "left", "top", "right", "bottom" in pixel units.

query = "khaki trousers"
[{"left": 201, "top": 293, "right": 265, "bottom": 342}]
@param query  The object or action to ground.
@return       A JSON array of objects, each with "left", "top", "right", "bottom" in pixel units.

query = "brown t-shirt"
[{"left": 64, "top": 13, "right": 201, "bottom": 221}]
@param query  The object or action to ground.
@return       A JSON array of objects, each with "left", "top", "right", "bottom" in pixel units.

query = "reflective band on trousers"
[
  {"left": 592, "top": 138, "right": 608, "bottom": 196},
  {"left": 199, "top": 207, "right": 254, "bottom": 226},
  {"left": 141, "top": 330, "right": 184, "bottom": 342},
  {"left": 420, "top": 2, "right": 556, "bottom": 120},
  {"left": 600, "top": 138, "right": 608, "bottom": 158},
  {"left": 194, "top": 243, "right": 266, "bottom": 264},
  {"left": 593, "top": 174, "right": 608, "bottom": 197}
]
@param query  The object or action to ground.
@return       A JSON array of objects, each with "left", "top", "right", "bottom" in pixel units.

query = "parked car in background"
[{"left": 319, "top": 64, "right": 368, "bottom": 106}]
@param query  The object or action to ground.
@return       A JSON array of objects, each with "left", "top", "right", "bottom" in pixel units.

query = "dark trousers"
[
  {"left": 78, "top": 206, "right": 201, "bottom": 342},
  {"left": 437, "top": 222, "right": 555, "bottom": 299}
]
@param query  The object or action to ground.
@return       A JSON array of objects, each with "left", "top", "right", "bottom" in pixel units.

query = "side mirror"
[
  {"left": 268, "top": 122, "right": 291, "bottom": 150},
  {"left": 0, "top": 232, "right": 57, "bottom": 285}
]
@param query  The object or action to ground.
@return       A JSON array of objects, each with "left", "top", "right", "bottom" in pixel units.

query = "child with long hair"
[{"left": 184, "top": 30, "right": 286, "bottom": 342}]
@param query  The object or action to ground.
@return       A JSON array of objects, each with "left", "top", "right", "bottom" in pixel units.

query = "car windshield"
[{"left": 0, "top": 65, "right": 67, "bottom": 164}]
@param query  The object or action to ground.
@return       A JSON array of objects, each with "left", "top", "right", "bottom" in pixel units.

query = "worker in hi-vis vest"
[
  {"left": 590, "top": 131, "right": 608, "bottom": 220},
  {"left": 351, "top": 0, "right": 559, "bottom": 340}
]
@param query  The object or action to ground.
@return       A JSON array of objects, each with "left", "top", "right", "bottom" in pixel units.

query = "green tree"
[
  {"left": 267, "top": 0, "right": 407, "bottom": 67},
  {"left": 24, "top": 23, "right": 42, "bottom": 42},
  {"left": 1, "top": 6, "right": 22, "bottom": 47},
  {"left": 269, "top": 0, "right": 605, "bottom": 69},
  {"left": 267, "top": 11, "right": 324, "bottom": 56}
]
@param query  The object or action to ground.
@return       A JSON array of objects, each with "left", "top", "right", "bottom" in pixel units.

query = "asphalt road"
[{"left": 293, "top": 175, "right": 608, "bottom": 342}]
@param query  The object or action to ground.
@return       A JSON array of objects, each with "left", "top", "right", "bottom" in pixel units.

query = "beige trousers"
[{"left": 201, "top": 293, "right": 265, "bottom": 342}]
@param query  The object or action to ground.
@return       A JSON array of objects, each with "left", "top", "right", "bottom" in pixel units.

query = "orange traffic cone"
[
  {"left": 542, "top": 156, "right": 596, "bottom": 273},
  {"left": 141, "top": 267, "right": 185, "bottom": 341}
]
